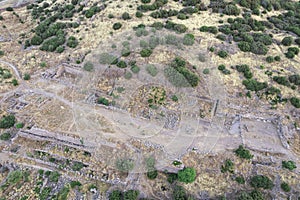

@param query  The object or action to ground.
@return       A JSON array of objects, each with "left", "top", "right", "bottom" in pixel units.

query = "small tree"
[{"left": 178, "top": 167, "right": 196, "bottom": 183}]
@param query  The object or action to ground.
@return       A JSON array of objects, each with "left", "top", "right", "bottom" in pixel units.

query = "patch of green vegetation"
[
  {"left": 116, "top": 158, "right": 134, "bottom": 172},
  {"left": 282, "top": 160, "right": 297, "bottom": 170},
  {"left": 109, "top": 190, "right": 122, "bottom": 200},
  {"left": 70, "top": 181, "right": 81, "bottom": 188},
  {"left": 178, "top": 167, "right": 196, "bottom": 183},
  {"left": 250, "top": 175, "right": 273, "bottom": 190},
  {"left": 113, "top": 22, "right": 122, "bottom": 30},
  {"left": 183, "top": 33, "right": 195, "bottom": 46},
  {"left": 83, "top": 62, "right": 94, "bottom": 72},
  {"left": 130, "top": 65, "right": 140, "bottom": 74},
  {"left": 49, "top": 171, "right": 60, "bottom": 182},
  {"left": 234, "top": 145, "right": 253, "bottom": 159},
  {"left": 0, "top": 115, "right": 16, "bottom": 129},
  {"left": 146, "top": 65, "right": 158, "bottom": 77},
  {"left": 218, "top": 50, "right": 228, "bottom": 58},
  {"left": 98, "top": 97, "right": 109, "bottom": 106},
  {"left": 71, "top": 161, "right": 84, "bottom": 171},
  {"left": 140, "top": 48, "right": 153, "bottom": 57},
  {"left": 242, "top": 79, "right": 267, "bottom": 92},
  {"left": 23, "top": 73, "right": 31, "bottom": 80},
  {"left": 221, "top": 159, "right": 234, "bottom": 173},
  {"left": 7, "top": 170, "right": 23, "bottom": 184},
  {"left": 15, "top": 123, "right": 24, "bottom": 129},
  {"left": 99, "top": 53, "right": 118, "bottom": 64},
  {"left": 116, "top": 60, "right": 127, "bottom": 68},
  {"left": 0, "top": 132, "right": 11, "bottom": 141},
  {"left": 218, "top": 64, "right": 231, "bottom": 75},
  {"left": 235, "top": 176, "right": 245, "bottom": 184},
  {"left": 199, "top": 26, "right": 218, "bottom": 34},
  {"left": 164, "top": 57, "right": 199, "bottom": 87},
  {"left": 281, "top": 182, "right": 291, "bottom": 192}
]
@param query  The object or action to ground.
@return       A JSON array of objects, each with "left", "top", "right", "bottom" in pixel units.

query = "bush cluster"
[
  {"left": 236, "top": 64, "right": 253, "bottom": 79},
  {"left": 164, "top": 57, "right": 199, "bottom": 87},
  {"left": 242, "top": 79, "right": 268, "bottom": 92},
  {"left": 199, "top": 26, "right": 218, "bottom": 34}
]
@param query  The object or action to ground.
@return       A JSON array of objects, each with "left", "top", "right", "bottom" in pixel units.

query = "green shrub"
[
  {"left": 0, "top": 16, "right": 4, "bottom": 20},
  {"left": 203, "top": 68, "right": 209, "bottom": 74},
  {"left": 16, "top": 122, "right": 24, "bottom": 129},
  {"left": 266, "top": 56, "right": 274, "bottom": 63},
  {"left": 223, "top": 4, "right": 240, "bottom": 16},
  {"left": 70, "top": 181, "right": 82, "bottom": 188},
  {"left": 218, "top": 50, "right": 228, "bottom": 58},
  {"left": 242, "top": 79, "right": 267, "bottom": 92},
  {"left": 0, "top": 132, "right": 11, "bottom": 141},
  {"left": 117, "top": 60, "right": 127, "bottom": 68},
  {"left": 135, "top": 11, "right": 143, "bottom": 18},
  {"left": 199, "top": 26, "right": 218, "bottom": 34},
  {"left": 281, "top": 37, "right": 293, "bottom": 46},
  {"left": 0, "top": 115, "right": 16, "bottom": 129},
  {"left": 289, "top": 74, "right": 300, "bottom": 85},
  {"left": 116, "top": 158, "right": 134, "bottom": 172},
  {"left": 235, "top": 176, "right": 245, "bottom": 184},
  {"left": 67, "top": 36, "right": 78, "bottom": 48},
  {"left": 30, "top": 35, "right": 43, "bottom": 45},
  {"left": 83, "top": 62, "right": 94, "bottom": 71},
  {"left": 99, "top": 53, "right": 118, "bottom": 64},
  {"left": 72, "top": 161, "right": 84, "bottom": 171},
  {"left": 198, "top": 53, "right": 206, "bottom": 62},
  {"left": 167, "top": 172, "right": 178, "bottom": 183},
  {"left": 178, "top": 167, "right": 196, "bottom": 183},
  {"left": 113, "top": 22, "right": 122, "bottom": 30},
  {"left": 250, "top": 175, "right": 273, "bottom": 189},
  {"left": 177, "top": 13, "right": 187, "bottom": 20},
  {"left": 140, "top": 48, "right": 152, "bottom": 57},
  {"left": 147, "top": 170, "right": 158, "bottom": 179},
  {"left": 171, "top": 95, "right": 178, "bottom": 102},
  {"left": 6, "top": 7, "right": 13, "bottom": 11},
  {"left": 173, "top": 185, "right": 187, "bottom": 200},
  {"left": 146, "top": 65, "right": 158, "bottom": 76},
  {"left": 124, "top": 72, "right": 132, "bottom": 79},
  {"left": 274, "top": 56, "right": 281, "bottom": 61},
  {"left": 121, "top": 47, "right": 131, "bottom": 57},
  {"left": 273, "top": 76, "right": 290, "bottom": 86},
  {"left": 49, "top": 171, "right": 60, "bottom": 182},
  {"left": 141, "top": 0, "right": 150, "bottom": 3},
  {"left": 281, "top": 182, "right": 291, "bottom": 192},
  {"left": 221, "top": 159, "right": 234, "bottom": 173},
  {"left": 123, "top": 190, "right": 139, "bottom": 200},
  {"left": 130, "top": 65, "right": 140, "bottom": 73},
  {"left": 109, "top": 190, "right": 122, "bottom": 200},
  {"left": 7, "top": 170, "right": 23, "bottom": 184},
  {"left": 164, "top": 58, "right": 199, "bottom": 87},
  {"left": 98, "top": 97, "right": 109, "bottom": 106},
  {"left": 148, "top": 36, "right": 159, "bottom": 49},
  {"left": 218, "top": 65, "right": 226, "bottom": 71},
  {"left": 234, "top": 145, "right": 253, "bottom": 159},
  {"left": 12, "top": 78, "right": 18, "bottom": 86},
  {"left": 250, "top": 42, "right": 268, "bottom": 55},
  {"left": 290, "top": 97, "right": 300, "bottom": 108},
  {"left": 183, "top": 33, "right": 195, "bottom": 46},
  {"left": 23, "top": 73, "right": 31, "bottom": 80},
  {"left": 122, "top": 12, "right": 131, "bottom": 20},
  {"left": 238, "top": 41, "right": 251, "bottom": 52},
  {"left": 0, "top": 50, "right": 4, "bottom": 56},
  {"left": 287, "top": 47, "right": 299, "bottom": 55}
]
